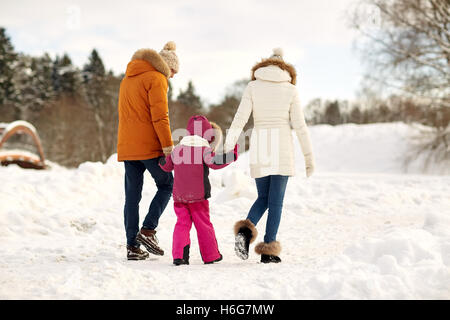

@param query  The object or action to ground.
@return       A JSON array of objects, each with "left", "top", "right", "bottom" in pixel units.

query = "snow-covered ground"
[{"left": 0, "top": 122, "right": 449, "bottom": 299}]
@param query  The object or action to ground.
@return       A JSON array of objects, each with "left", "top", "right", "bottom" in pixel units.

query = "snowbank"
[
  {"left": 0, "top": 123, "right": 449, "bottom": 299},
  {"left": 305, "top": 122, "right": 450, "bottom": 175},
  {"left": 1, "top": 120, "right": 38, "bottom": 136}
]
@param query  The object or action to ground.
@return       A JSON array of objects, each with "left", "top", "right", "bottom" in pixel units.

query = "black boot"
[
  {"left": 261, "top": 254, "right": 282, "bottom": 264},
  {"left": 235, "top": 227, "right": 252, "bottom": 260},
  {"left": 234, "top": 219, "right": 258, "bottom": 260},
  {"left": 255, "top": 241, "right": 282, "bottom": 264},
  {"left": 173, "top": 245, "right": 190, "bottom": 266},
  {"left": 204, "top": 254, "right": 223, "bottom": 265},
  {"left": 173, "top": 258, "right": 189, "bottom": 265}
]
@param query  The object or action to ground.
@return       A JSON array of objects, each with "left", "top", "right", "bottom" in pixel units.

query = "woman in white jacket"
[{"left": 225, "top": 48, "right": 315, "bottom": 263}]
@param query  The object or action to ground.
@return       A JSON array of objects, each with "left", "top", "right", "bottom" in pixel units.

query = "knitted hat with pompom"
[
  {"left": 159, "top": 41, "right": 179, "bottom": 73},
  {"left": 251, "top": 47, "right": 297, "bottom": 85},
  {"left": 270, "top": 47, "right": 284, "bottom": 60}
]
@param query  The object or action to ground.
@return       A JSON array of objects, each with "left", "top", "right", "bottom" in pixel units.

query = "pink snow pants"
[{"left": 173, "top": 200, "right": 221, "bottom": 263}]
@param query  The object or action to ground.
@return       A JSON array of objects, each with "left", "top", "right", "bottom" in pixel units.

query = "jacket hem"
[
  {"left": 173, "top": 196, "right": 210, "bottom": 204},
  {"left": 118, "top": 152, "right": 164, "bottom": 161},
  {"left": 250, "top": 167, "right": 295, "bottom": 179}
]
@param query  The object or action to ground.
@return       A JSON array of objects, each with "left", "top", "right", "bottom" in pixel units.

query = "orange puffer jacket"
[{"left": 117, "top": 49, "right": 174, "bottom": 161}]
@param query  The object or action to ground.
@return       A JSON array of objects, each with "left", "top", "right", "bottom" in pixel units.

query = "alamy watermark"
[
  {"left": 66, "top": 5, "right": 81, "bottom": 30},
  {"left": 171, "top": 126, "right": 280, "bottom": 169}
]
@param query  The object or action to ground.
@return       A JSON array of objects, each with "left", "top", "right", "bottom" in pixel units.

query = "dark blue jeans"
[
  {"left": 247, "top": 175, "right": 289, "bottom": 243},
  {"left": 124, "top": 158, "right": 173, "bottom": 247}
]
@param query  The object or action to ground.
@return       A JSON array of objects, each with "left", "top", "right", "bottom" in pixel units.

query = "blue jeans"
[
  {"left": 247, "top": 175, "right": 289, "bottom": 243},
  {"left": 124, "top": 158, "right": 173, "bottom": 247}
]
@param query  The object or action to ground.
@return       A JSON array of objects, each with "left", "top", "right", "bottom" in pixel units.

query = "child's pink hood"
[{"left": 159, "top": 115, "right": 237, "bottom": 203}]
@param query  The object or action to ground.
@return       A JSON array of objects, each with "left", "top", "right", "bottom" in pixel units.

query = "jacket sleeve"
[
  {"left": 223, "top": 84, "right": 253, "bottom": 153},
  {"left": 159, "top": 153, "right": 174, "bottom": 172},
  {"left": 203, "top": 145, "right": 238, "bottom": 170},
  {"left": 148, "top": 74, "right": 174, "bottom": 153},
  {"left": 289, "top": 89, "right": 313, "bottom": 158}
]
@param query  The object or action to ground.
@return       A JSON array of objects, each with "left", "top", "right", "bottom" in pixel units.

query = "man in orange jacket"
[{"left": 117, "top": 41, "right": 179, "bottom": 260}]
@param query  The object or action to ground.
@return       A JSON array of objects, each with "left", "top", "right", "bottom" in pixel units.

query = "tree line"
[
  {"left": 305, "top": 93, "right": 449, "bottom": 128},
  {"left": 0, "top": 27, "right": 120, "bottom": 167},
  {"left": 1, "top": 0, "right": 449, "bottom": 169},
  {"left": 0, "top": 27, "right": 253, "bottom": 167}
]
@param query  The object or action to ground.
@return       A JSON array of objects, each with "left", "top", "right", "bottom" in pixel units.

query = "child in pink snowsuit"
[{"left": 159, "top": 115, "right": 239, "bottom": 265}]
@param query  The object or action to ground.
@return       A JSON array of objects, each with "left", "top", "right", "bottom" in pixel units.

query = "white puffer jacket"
[{"left": 224, "top": 61, "right": 314, "bottom": 179}]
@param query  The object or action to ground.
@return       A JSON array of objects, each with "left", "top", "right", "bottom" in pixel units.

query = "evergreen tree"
[
  {"left": 52, "top": 53, "right": 79, "bottom": 95},
  {"left": 82, "top": 49, "right": 105, "bottom": 82},
  {"left": 0, "top": 27, "right": 17, "bottom": 107},
  {"left": 349, "top": 105, "right": 363, "bottom": 124},
  {"left": 11, "top": 54, "right": 35, "bottom": 119},
  {"left": 324, "top": 100, "right": 342, "bottom": 125},
  {"left": 31, "top": 53, "right": 56, "bottom": 104},
  {"left": 83, "top": 49, "right": 107, "bottom": 106},
  {"left": 304, "top": 98, "right": 324, "bottom": 124},
  {"left": 177, "top": 80, "right": 203, "bottom": 111},
  {"left": 82, "top": 49, "right": 110, "bottom": 162},
  {"left": 9, "top": 53, "right": 55, "bottom": 120}
]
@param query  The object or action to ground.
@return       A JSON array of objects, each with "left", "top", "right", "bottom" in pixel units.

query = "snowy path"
[{"left": 0, "top": 123, "right": 449, "bottom": 299}]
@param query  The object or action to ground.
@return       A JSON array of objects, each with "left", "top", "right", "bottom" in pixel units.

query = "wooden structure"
[{"left": 0, "top": 121, "right": 46, "bottom": 169}]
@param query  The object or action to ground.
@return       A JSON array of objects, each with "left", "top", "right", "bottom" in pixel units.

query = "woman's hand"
[{"left": 304, "top": 153, "right": 315, "bottom": 178}]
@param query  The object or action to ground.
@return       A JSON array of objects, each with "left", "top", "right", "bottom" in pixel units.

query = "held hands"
[
  {"left": 233, "top": 144, "right": 240, "bottom": 161},
  {"left": 163, "top": 145, "right": 174, "bottom": 156},
  {"left": 304, "top": 153, "right": 315, "bottom": 178}
]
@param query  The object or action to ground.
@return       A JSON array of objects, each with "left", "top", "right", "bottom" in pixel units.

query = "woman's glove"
[{"left": 304, "top": 153, "right": 315, "bottom": 178}]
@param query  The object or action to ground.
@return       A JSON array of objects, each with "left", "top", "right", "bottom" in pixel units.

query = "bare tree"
[
  {"left": 350, "top": 0, "right": 449, "bottom": 109},
  {"left": 350, "top": 0, "right": 450, "bottom": 164}
]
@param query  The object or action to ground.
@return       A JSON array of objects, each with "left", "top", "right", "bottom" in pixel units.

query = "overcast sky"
[{"left": 0, "top": 0, "right": 363, "bottom": 106}]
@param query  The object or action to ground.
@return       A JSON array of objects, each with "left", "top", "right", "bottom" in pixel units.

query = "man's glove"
[{"left": 163, "top": 145, "right": 174, "bottom": 156}]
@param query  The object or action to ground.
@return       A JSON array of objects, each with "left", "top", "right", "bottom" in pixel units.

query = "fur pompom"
[
  {"left": 163, "top": 41, "right": 176, "bottom": 51},
  {"left": 272, "top": 47, "right": 284, "bottom": 58}
]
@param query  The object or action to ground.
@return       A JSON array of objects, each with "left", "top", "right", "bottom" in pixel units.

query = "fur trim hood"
[
  {"left": 251, "top": 57, "right": 297, "bottom": 85},
  {"left": 179, "top": 135, "right": 210, "bottom": 148},
  {"left": 130, "top": 48, "right": 171, "bottom": 78},
  {"left": 185, "top": 115, "right": 223, "bottom": 152},
  {"left": 179, "top": 124, "right": 221, "bottom": 152}
]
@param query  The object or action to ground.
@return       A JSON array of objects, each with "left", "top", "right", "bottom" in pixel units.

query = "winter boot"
[
  {"left": 127, "top": 245, "right": 149, "bottom": 261},
  {"left": 173, "top": 245, "right": 190, "bottom": 266},
  {"left": 255, "top": 241, "right": 281, "bottom": 264},
  {"left": 204, "top": 254, "right": 223, "bottom": 265},
  {"left": 233, "top": 219, "right": 258, "bottom": 260},
  {"left": 261, "top": 254, "right": 282, "bottom": 263},
  {"left": 173, "top": 258, "right": 189, "bottom": 265},
  {"left": 136, "top": 228, "right": 164, "bottom": 256}
]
